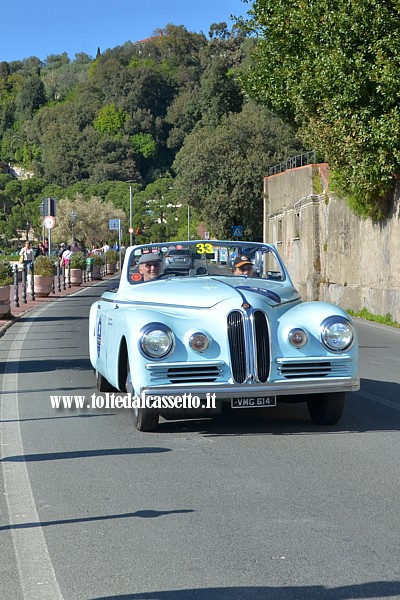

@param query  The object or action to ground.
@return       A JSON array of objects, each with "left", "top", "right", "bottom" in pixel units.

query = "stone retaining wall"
[{"left": 264, "top": 165, "right": 400, "bottom": 321}]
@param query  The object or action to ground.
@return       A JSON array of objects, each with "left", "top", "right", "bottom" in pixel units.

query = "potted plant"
[
  {"left": 69, "top": 252, "right": 86, "bottom": 286},
  {"left": 92, "top": 253, "right": 104, "bottom": 280},
  {"left": 33, "top": 255, "right": 55, "bottom": 297},
  {"left": 0, "top": 258, "right": 13, "bottom": 317},
  {"left": 105, "top": 249, "right": 119, "bottom": 274}
]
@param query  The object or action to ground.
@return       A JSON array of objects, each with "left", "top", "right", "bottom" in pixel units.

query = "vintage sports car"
[{"left": 89, "top": 240, "right": 359, "bottom": 431}]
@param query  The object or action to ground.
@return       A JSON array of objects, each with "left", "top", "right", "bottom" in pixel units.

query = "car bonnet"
[{"left": 120, "top": 277, "right": 299, "bottom": 308}]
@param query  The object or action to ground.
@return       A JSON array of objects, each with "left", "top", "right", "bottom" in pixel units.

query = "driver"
[{"left": 137, "top": 253, "right": 163, "bottom": 282}]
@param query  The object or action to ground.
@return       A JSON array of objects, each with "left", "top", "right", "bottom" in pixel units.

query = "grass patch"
[{"left": 347, "top": 307, "right": 400, "bottom": 328}]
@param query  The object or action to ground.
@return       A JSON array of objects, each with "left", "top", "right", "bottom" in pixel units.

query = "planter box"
[
  {"left": 106, "top": 264, "right": 116, "bottom": 275},
  {"left": 70, "top": 268, "right": 82, "bottom": 286},
  {"left": 92, "top": 265, "right": 102, "bottom": 280},
  {"left": 0, "top": 285, "right": 11, "bottom": 317},
  {"left": 34, "top": 275, "right": 53, "bottom": 297}
]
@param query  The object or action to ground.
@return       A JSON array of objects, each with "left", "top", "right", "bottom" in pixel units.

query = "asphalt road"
[{"left": 1, "top": 282, "right": 399, "bottom": 600}]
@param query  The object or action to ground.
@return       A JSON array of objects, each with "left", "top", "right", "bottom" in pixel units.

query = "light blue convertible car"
[{"left": 89, "top": 240, "right": 359, "bottom": 431}]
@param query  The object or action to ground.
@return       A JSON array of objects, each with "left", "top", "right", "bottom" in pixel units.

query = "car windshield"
[{"left": 127, "top": 241, "right": 287, "bottom": 284}]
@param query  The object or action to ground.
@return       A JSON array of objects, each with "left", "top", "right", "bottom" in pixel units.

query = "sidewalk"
[{"left": 0, "top": 274, "right": 115, "bottom": 339}]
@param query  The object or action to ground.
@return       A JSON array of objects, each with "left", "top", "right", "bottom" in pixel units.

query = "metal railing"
[{"left": 269, "top": 151, "right": 316, "bottom": 176}]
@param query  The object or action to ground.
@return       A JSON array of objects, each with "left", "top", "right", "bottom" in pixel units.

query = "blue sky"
[{"left": 1, "top": 0, "right": 249, "bottom": 63}]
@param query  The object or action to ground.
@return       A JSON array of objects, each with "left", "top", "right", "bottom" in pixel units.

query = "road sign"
[
  {"left": 43, "top": 215, "right": 56, "bottom": 229},
  {"left": 232, "top": 225, "right": 243, "bottom": 238},
  {"left": 109, "top": 219, "right": 120, "bottom": 231},
  {"left": 43, "top": 197, "right": 57, "bottom": 217},
  {"left": 128, "top": 227, "right": 134, "bottom": 234}
]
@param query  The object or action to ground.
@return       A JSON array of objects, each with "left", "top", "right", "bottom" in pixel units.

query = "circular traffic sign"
[
  {"left": 128, "top": 227, "right": 134, "bottom": 233},
  {"left": 43, "top": 215, "right": 56, "bottom": 229}
]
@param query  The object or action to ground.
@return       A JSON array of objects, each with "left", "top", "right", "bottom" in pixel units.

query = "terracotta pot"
[
  {"left": 70, "top": 268, "right": 82, "bottom": 286},
  {"left": 0, "top": 285, "right": 11, "bottom": 317},
  {"left": 34, "top": 275, "right": 53, "bottom": 297}
]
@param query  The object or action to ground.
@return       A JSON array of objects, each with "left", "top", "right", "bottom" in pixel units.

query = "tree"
[
  {"left": 0, "top": 176, "right": 47, "bottom": 241},
  {"left": 15, "top": 74, "right": 47, "bottom": 119},
  {"left": 173, "top": 101, "right": 303, "bottom": 239},
  {"left": 51, "top": 195, "right": 125, "bottom": 246},
  {"left": 94, "top": 104, "right": 127, "bottom": 137},
  {"left": 237, "top": 0, "right": 400, "bottom": 219},
  {"left": 130, "top": 176, "right": 185, "bottom": 242}
]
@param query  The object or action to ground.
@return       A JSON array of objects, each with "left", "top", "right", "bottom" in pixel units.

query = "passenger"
[
  {"left": 232, "top": 256, "right": 254, "bottom": 276},
  {"left": 137, "top": 253, "right": 162, "bottom": 282}
]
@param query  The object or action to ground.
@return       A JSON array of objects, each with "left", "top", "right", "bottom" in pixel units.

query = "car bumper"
[{"left": 140, "top": 377, "right": 360, "bottom": 401}]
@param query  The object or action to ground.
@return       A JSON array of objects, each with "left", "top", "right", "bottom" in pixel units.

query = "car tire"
[
  {"left": 307, "top": 392, "right": 346, "bottom": 426},
  {"left": 126, "top": 360, "right": 159, "bottom": 432},
  {"left": 132, "top": 407, "right": 159, "bottom": 432},
  {"left": 95, "top": 369, "right": 116, "bottom": 392}
]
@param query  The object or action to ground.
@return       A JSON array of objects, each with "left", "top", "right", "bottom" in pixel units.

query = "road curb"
[{"left": 0, "top": 276, "right": 116, "bottom": 339}]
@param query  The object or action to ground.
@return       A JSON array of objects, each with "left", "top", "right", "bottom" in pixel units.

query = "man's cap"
[
  {"left": 138, "top": 253, "right": 162, "bottom": 265},
  {"left": 234, "top": 256, "right": 253, "bottom": 269},
  {"left": 60, "top": 243, "right": 65, "bottom": 247}
]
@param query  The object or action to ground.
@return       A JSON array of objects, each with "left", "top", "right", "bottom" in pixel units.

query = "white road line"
[{"left": 1, "top": 303, "right": 63, "bottom": 600}]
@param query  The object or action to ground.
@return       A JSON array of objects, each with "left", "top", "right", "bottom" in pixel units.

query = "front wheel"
[
  {"left": 307, "top": 392, "right": 346, "bottom": 426},
  {"left": 126, "top": 360, "right": 159, "bottom": 432},
  {"left": 132, "top": 406, "right": 159, "bottom": 432},
  {"left": 95, "top": 370, "right": 116, "bottom": 392}
]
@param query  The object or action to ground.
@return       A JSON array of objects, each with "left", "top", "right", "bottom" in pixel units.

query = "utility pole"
[{"left": 127, "top": 181, "right": 135, "bottom": 247}]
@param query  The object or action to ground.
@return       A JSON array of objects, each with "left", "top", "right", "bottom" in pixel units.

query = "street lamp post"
[
  {"left": 70, "top": 210, "right": 76, "bottom": 243},
  {"left": 187, "top": 205, "right": 190, "bottom": 241},
  {"left": 129, "top": 185, "right": 133, "bottom": 246},
  {"left": 127, "top": 181, "right": 135, "bottom": 247}
]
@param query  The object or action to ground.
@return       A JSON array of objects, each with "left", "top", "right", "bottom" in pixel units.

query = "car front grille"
[
  {"left": 278, "top": 361, "right": 349, "bottom": 379},
  {"left": 166, "top": 365, "right": 220, "bottom": 383},
  {"left": 227, "top": 311, "right": 246, "bottom": 383},
  {"left": 254, "top": 311, "right": 270, "bottom": 383},
  {"left": 227, "top": 310, "right": 270, "bottom": 383}
]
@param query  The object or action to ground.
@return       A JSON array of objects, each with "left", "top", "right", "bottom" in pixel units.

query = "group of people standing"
[
  {"left": 19, "top": 239, "right": 49, "bottom": 271},
  {"left": 18, "top": 239, "right": 83, "bottom": 271},
  {"left": 58, "top": 242, "right": 80, "bottom": 267},
  {"left": 19, "top": 239, "right": 124, "bottom": 272}
]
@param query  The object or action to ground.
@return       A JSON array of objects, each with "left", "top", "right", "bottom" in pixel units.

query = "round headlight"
[
  {"left": 321, "top": 317, "right": 354, "bottom": 351},
  {"left": 140, "top": 324, "right": 174, "bottom": 358},
  {"left": 189, "top": 332, "right": 209, "bottom": 353},
  {"left": 288, "top": 328, "right": 308, "bottom": 348}
]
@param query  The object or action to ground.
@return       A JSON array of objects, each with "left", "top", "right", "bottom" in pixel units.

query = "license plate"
[{"left": 231, "top": 397, "right": 277, "bottom": 408}]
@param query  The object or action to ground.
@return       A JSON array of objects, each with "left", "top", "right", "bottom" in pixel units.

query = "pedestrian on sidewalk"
[
  {"left": 19, "top": 241, "right": 34, "bottom": 271},
  {"left": 35, "top": 242, "right": 46, "bottom": 258},
  {"left": 60, "top": 245, "right": 72, "bottom": 268}
]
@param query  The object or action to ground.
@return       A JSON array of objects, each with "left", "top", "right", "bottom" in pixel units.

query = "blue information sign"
[
  {"left": 109, "top": 219, "right": 120, "bottom": 231},
  {"left": 231, "top": 225, "right": 243, "bottom": 238}
]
